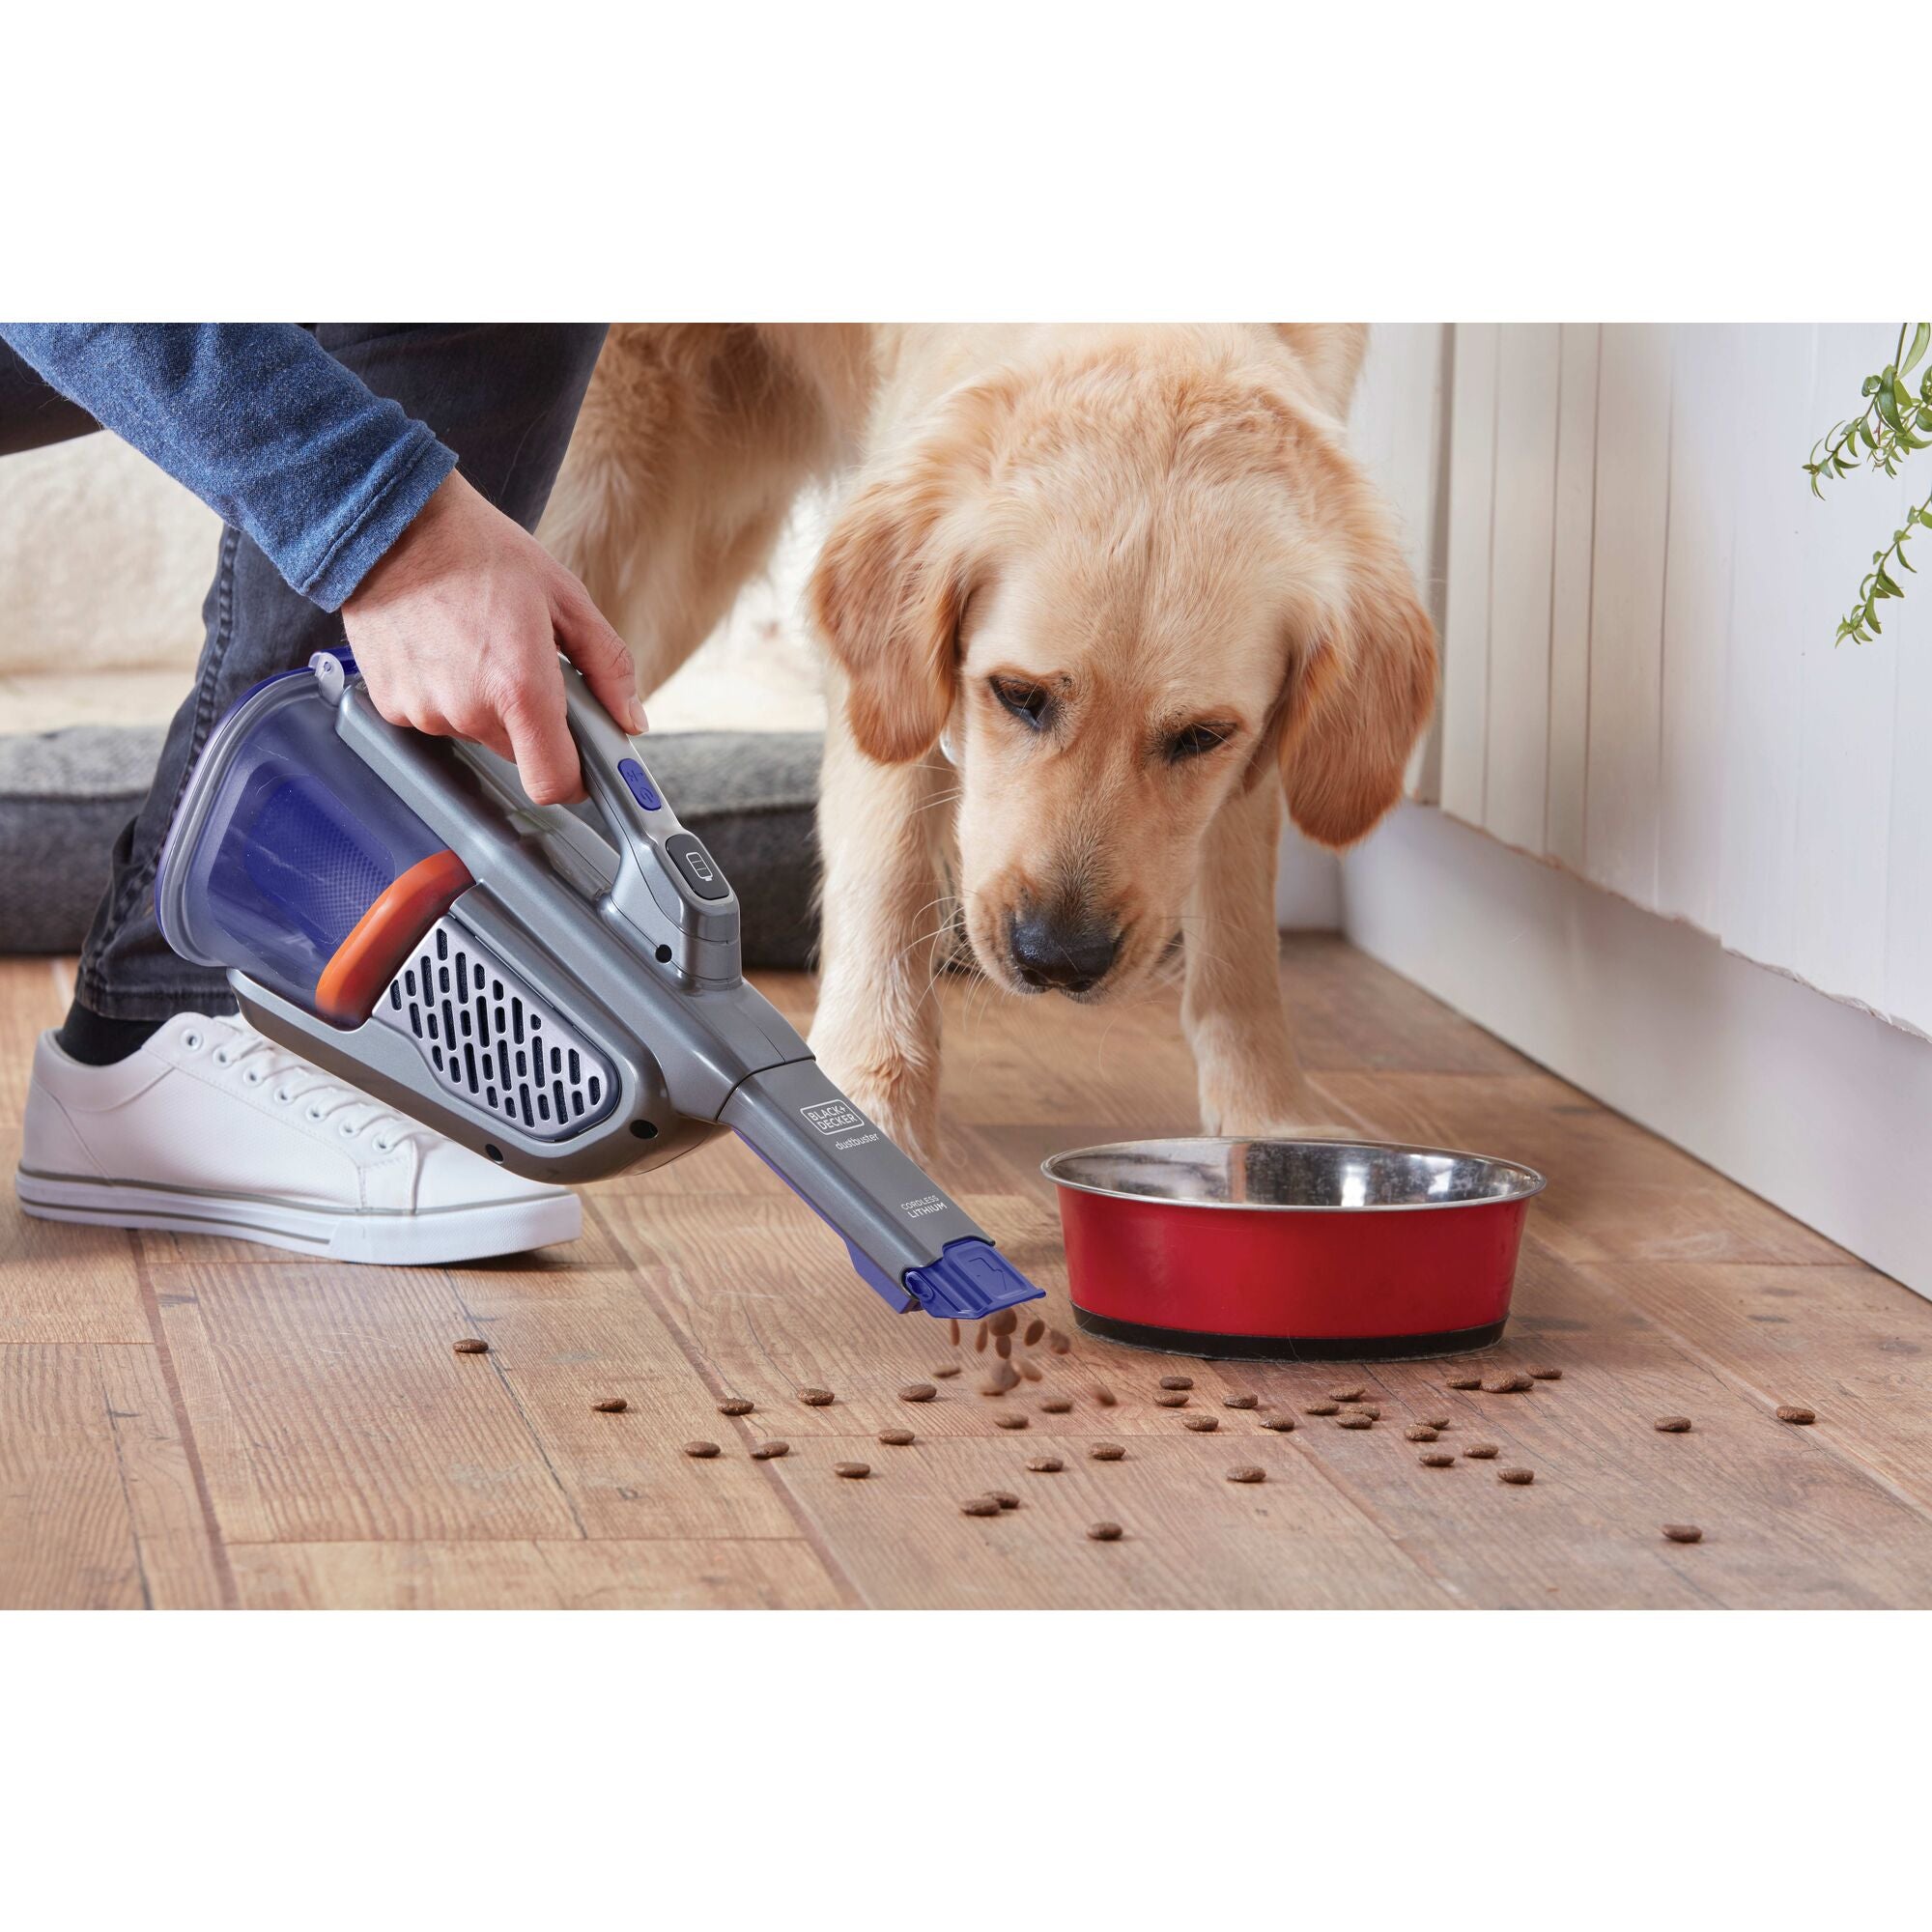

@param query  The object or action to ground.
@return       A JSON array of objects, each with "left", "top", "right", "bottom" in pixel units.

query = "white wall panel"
[
  {"left": 1545, "top": 324, "right": 1600, "bottom": 873},
  {"left": 1439, "top": 324, "right": 1498, "bottom": 827}
]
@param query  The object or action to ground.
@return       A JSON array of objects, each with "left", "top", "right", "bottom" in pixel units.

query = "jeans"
[{"left": 0, "top": 324, "right": 608, "bottom": 1021}]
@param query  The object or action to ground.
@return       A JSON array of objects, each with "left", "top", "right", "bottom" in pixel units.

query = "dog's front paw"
[
  {"left": 1197, "top": 1067, "right": 1360, "bottom": 1144},
  {"left": 810, "top": 1034, "right": 943, "bottom": 1168}
]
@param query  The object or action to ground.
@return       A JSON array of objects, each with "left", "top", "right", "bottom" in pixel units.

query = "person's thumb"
[{"left": 554, "top": 584, "right": 646, "bottom": 736}]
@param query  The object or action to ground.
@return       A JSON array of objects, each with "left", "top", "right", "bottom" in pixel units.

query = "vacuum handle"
[{"left": 557, "top": 662, "right": 744, "bottom": 984}]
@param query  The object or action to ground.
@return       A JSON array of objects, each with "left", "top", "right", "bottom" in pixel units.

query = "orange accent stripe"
[{"left": 314, "top": 848, "right": 474, "bottom": 1025}]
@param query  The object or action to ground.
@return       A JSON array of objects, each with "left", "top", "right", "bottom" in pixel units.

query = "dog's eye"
[
  {"left": 1165, "top": 722, "right": 1234, "bottom": 763},
  {"left": 992, "top": 677, "right": 1054, "bottom": 730}
]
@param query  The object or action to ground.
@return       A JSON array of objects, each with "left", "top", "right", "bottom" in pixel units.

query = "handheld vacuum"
[{"left": 155, "top": 648, "right": 1043, "bottom": 1324}]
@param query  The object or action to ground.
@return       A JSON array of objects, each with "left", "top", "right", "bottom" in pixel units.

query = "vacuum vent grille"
[{"left": 375, "top": 917, "right": 616, "bottom": 1143}]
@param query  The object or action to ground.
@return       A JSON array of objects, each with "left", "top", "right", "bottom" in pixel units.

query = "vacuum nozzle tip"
[{"left": 903, "top": 1238, "right": 1045, "bottom": 1322}]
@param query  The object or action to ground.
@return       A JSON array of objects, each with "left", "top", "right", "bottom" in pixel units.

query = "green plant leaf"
[
  {"left": 1876, "top": 384, "right": 1903, "bottom": 432},
  {"left": 1905, "top": 323, "right": 1931, "bottom": 376}
]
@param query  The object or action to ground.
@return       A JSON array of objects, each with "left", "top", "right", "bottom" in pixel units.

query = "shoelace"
[{"left": 198, "top": 1026, "right": 422, "bottom": 1154}]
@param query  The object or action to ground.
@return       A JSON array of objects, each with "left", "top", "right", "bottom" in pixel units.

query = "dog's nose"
[{"left": 1008, "top": 908, "right": 1122, "bottom": 994}]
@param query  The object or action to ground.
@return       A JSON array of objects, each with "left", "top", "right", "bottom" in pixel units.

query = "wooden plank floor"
[{"left": 4, "top": 938, "right": 1930, "bottom": 1609}]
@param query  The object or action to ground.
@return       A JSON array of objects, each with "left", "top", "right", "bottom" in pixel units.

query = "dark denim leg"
[{"left": 72, "top": 324, "right": 609, "bottom": 1021}]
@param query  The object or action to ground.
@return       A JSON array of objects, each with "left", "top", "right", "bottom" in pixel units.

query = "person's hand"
[{"left": 341, "top": 470, "right": 645, "bottom": 805}]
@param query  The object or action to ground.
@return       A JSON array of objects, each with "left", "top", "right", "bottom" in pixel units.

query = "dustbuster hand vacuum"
[{"left": 154, "top": 647, "right": 1043, "bottom": 1324}]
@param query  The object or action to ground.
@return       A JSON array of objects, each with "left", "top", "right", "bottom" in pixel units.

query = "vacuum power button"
[
  {"left": 665, "top": 831, "right": 730, "bottom": 901},
  {"left": 617, "top": 757, "right": 663, "bottom": 811}
]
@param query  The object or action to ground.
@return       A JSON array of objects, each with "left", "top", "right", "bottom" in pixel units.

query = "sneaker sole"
[{"left": 14, "top": 1169, "right": 581, "bottom": 1265}]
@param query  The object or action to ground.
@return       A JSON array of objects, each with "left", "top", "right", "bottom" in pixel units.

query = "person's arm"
[{"left": 0, "top": 324, "right": 640, "bottom": 801}]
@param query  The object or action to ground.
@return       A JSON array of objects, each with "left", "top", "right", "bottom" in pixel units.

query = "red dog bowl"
[{"left": 1043, "top": 1137, "right": 1545, "bottom": 1361}]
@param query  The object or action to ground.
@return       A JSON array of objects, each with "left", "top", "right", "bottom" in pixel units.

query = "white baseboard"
[
  {"left": 1343, "top": 804, "right": 1932, "bottom": 1299},
  {"left": 1276, "top": 829, "right": 1343, "bottom": 931}
]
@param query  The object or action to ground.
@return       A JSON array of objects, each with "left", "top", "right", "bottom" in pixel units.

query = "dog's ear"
[
  {"left": 808, "top": 412, "right": 989, "bottom": 764},
  {"left": 1270, "top": 325, "right": 1371, "bottom": 420},
  {"left": 1276, "top": 502, "right": 1437, "bottom": 848}
]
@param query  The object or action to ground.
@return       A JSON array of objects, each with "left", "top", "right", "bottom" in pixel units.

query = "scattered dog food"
[
  {"left": 1224, "top": 1393, "right": 1259, "bottom": 1409},
  {"left": 980, "top": 1363, "right": 1020, "bottom": 1396},
  {"left": 750, "top": 1440, "right": 789, "bottom": 1460},
  {"left": 1351, "top": 1405, "right": 1382, "bottom": 1420},
  {"left": 1464, "top": 1442, "right": 1500, "bottom": 1460},
  {"left": 717, "top": 1398, "right": 753, "bottom": 1416},
  {"left": 1093, "top": 1383, "right": 1118, "bottom": 1407},
  {"left": 1404, "top": 1425, "right": 1438, "bottom": 1442},
  {"left": 994, "top": 1413, "right": 1030, "bottom": 1430},
  {"left": 990, "top": 1308, "right": 1018, "bottom": 1338},
  {"left": 1227, "top": 1465, "right": 1266, "bottom": 1484},
  {"left": 453, "top": 1339, "right": 489, "bottom": 1354},
  {"left": 1153, "top": 1392, "right": 1189, "bottom": 1408},
  {"left": 975, "top": 1325, "right": 989, "bottom": 1352},
  {"left": 1018, "top": 1358, "right": 1044, "bottom": 1382},
  {"left": 1662, "top": 1523, "right": 1703, "bottom": 1544},
  {"left": 1181, "top": 1415, "right": 1219, "bottom": 1433},
  {"left": 1087, "top": 1521, "right": 1123, "bottom": 1542},
  {"left": 1304, "top": 1401, "right": 1340, "bottom": 1416},
  {"left": 932, "top": 1363, "right": 961, "bottom": 1378},
  {"left": 1048, "top": 1329, "right": 1073, "bottom": 1355},
  {"left": 1776, "top": 1405, "right": 1817, "bottom": 1425},
  {"left": 1329, "top": 1384, "right": 1366, "bottom": 1402},
  {"left": 834, "top": 1462, "right": 870, "bottom": 1479},
  {"left": 1261, "top": 1414, "right": 1297, "bottom": 1433},
  {"left": 1497, "top": 1467, "right": 1535, "bottom": 1486},
  {"left": 1024, "top": 1319, "right": 1046, "bottom": 1348},
  {"left": 1159, "top": 1375, "right": 1194, "bottom": 1391},
  {"left": 683, "top": 1440, "right": 721, "bottom": 1459},
  {"left": 1025, "top": 1456, "right": 1064, "bottom": 1473},
  {"left": 898, "top": 1382, "right": 936, "bottom": 1404},
  {"left": 1419, "top": 1452, "right": 1456, "bottom": 1468},
  {"left": 591, "top": 1398, "right": 629, "bottom": 1414},
  {"left": 1424, "top": 1415, "right": 1452, "bottom": 1430},
  {"left": 1529, "top": 1366, "right": 1563, "bottom": 1380},
  {"left": 799, "top": 1387, "right": 836, "bottom": 1406},
  {"left": 961, "top": 1495, "right": 1002, "bottom": 1517},
  {"left": 1090, "top": 1442, "right": 1126, "bottom": 1462},
  {"left": 995, "top": 1334, "right": 1012, "bottom": 1359},
  {"left": 991, "top": 1491, "right": 1020, "bottom": 1511},
  {"left": 1654, "top": 1415, "right": 1692, "bottom": 1434},
  {"left": 1446, "top": 1373, "right": 1482, "bottom": 1390},
  {"left": 1483, "top": 1373, "right": 1534, "bottom": 1394},
  {"left": 877, "top": 1428, "right": 916, "bottom": 1446},
  {"left": 1338, "top": 1413, "right": 1375, "bottom": 1431},
  {"left": 948, "top": 1319, "right": 962, "bottom": 1346},
  {"left": 1040, "top": 1397, "right": 1073, "bottom": 1413}
]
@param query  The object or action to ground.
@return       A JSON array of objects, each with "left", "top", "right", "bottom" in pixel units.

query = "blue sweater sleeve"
[{"left": 0, "top": 324, "right": 457, "bottom": 611}]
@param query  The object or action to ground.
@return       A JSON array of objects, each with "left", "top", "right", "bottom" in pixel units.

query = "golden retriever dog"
[{"left": 542, "top": 325, "right": 1435, "bottom": 1162}]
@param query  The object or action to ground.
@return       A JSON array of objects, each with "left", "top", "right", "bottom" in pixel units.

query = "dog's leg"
[
  {"left": 808, "top": 684, "right": 956, "bottom": 1164},
  {"left": 1181, "top": 777, "right": 1336, "bottom": 1136}
]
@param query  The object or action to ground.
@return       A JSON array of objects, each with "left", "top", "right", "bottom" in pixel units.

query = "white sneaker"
[{"left": 15, "top": 1012, "right": 581, "bottom": 1264}]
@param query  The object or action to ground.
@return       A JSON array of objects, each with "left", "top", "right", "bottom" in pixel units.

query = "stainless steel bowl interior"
[{"left": 1042, "top": 1137, "right": 1546, "bottom": 1213}]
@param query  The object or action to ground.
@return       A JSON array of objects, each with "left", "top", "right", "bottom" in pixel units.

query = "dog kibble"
[
  {"left": 980, "top": 1363, "right": 1020, "bottom": 1396},
  {"left": 1158, "top": 1376, "right": 1194, "bottom": 1391},
  {"left": 798, "top": 1387, "right": 836, "bottom": 1406},
  {"left": 1025, "top": 1456, "right": 1064, "bottom": 1472},
  {"left": 995, "top": 1334, "right": 1012, "bottom": 1359},
  {"left": 931, "top": 1364, "right": 962, "bottom": 1378},
  {"left": 961, "top": 1495, "right": 1002, "bottom": 1517},
  {"left": 1328, "top": 1384, "right": 1365, "bottom": 1402},
  {"left": 1447, "top": 1374, "right": 1482, "bottom": 1390},
  {"left": 1093, "top": 1383, "right": 1118, "bottom": 1407},
  {"left": 989, "top": 1308, "right": 1018, "bottom": 1338},
  {"left": 1497, "top": 1466, "right": 1535, "bottom": 1486},
  {"left": 1018, "top": 1357, "right": 1044, "bottom": 1382},
  {"left": 591, "top": 1398, "right": 628, "bottom": 1413},
  {"left": 1529, "top": 1366, "right": 1563, "bottom": 1380},
  {"left": 948, "top": 1319, "right": 962, "bottom": 1346},
  {"left": 1337, "top": 1412, "right": 1375, "bottom": 1431},
  {"left": 1047, "top": 1329, "right": 1073, "bottom": 1355},
  {"left": 1350, "top": 1404, "right": 1381, "bottom": 1420},
  {"left": 683, "top": 1440, "right": 721, "bottom": 1459},
  {"left": 994, "top": 1412, "right": 1030, "bottom": 1430},
  {"left": 1419, "top": 1452, "right": 1456, "bottom": 1467},
  {"left": 1153, "top": 1392, "right": 1189, "bottom": 1408},
  {"left": 1224, "top": 1393, "right": 1260, "bottom": 1409},
  {"left": 834, "top": 1462, "right": 869, "bottom": 1480},
  {"left": 1226, "top": 1465, "right": 1266, "bottom": 1484},
  {"left": 1654, "top": 1415, "right": 1692, "bottom": 1434},
  {"left": 1261, "top": 1414, "right": 1297, "bottom": 1433},
  {"left": 1090, "top": 1442, "right": 1126, "bottom": 1461},
  {"left": 717, "top": 1398, "right": 753, "bottom": 1415},
  {"left": 1464, "top": 1442, "right": 1500, "bottom": 1459},
  {"left": 898, "top": 1382, "right": 936, "bottom": 1404},
  {"left": 991, "top": 1491, "right": 1020, "bottom": 1511},
  {"left": 1424, "top": 1415, "right": 1451, "bottom": 1430},
  {"left": 1776, "top": 1405, "right": 1817, "bottom": 1425},
  {"left": 1181, "top": 1415, "right": 1219, "bottom": 1433},
  {"left": 877, "top": 1428, "right": 916, "bottom": 1446},
  {"left": 453, "top": 1339, "right": 489, "bottom": 1354},
  {"left": 1662, "top": 1522, "right": 1703, "bottom": 1544},
  {"left": 1023, "top": 1320, "right": 1046, "bottom": 1348},
  {"left": 1404, "top": 1425, "right": 1439, "bottom": 1442},
  {"left": 975, "top": 1325, "right": 989, "bottom": 1352},
  {"left": 750, "top": 1440, "right": 789, "bottom": 1460},
  {"left": 1304, "top": 1401, "right": 1340, "bottom": 1416},
  {"left": 1040, "top": 1397, "right": 1072, "bottom": 1413},
  {"left": 1087, "top": 1521, "right": 1123, "bottom": 1542},
  {"left": 1483, "top": 1374, "right": 1534, "bottom": 1394}
]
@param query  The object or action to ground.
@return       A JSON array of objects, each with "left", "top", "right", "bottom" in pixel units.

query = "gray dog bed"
[{"left": 0, "top": 724, "right": 824, "bottom": 968}]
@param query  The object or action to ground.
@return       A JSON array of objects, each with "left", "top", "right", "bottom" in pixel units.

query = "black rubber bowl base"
[{"left": 1071, "top": 1306, "right": 1508, "bottom": 1363}]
